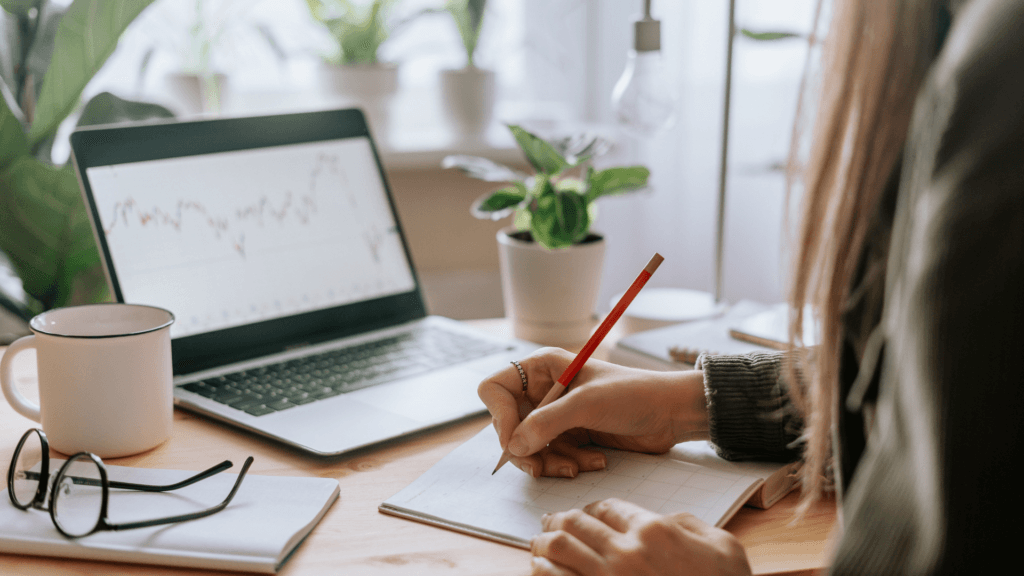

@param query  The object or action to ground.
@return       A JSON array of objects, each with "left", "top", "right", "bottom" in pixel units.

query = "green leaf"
[
  {"left": 553, "top": 177, "right": 584, "bottom": 194},
  {"left": 0, "top": 0, "right": 38, "bottom": 17},
  {"left": 75, "top": 91, "right": 174, "bottom": 128},
  {"left": 1, "top": 0, "right": 69, "bottom": 152},
  {"left": 512, "top": 206, "right": 531, "bottom": 231},
  {"left": 0, "top": 90, "right": 29, "bottom": 171},
  {"left": 470, "top": 183, "right": 526, "bottom": 220},
  {"left": 530, "top": 173, "right": 554, "bottom": 198},
  {"left": 739, "top": 29, "right": 802, "bottom": 41},
  {"left": 446, "top": 0, "right": 485, "bottom": 65},
  {"left": 0, "top": 158, "right": 102, "bottom": 308},
  {"left": 551, "top": 132, "right": 612, "bottom": 166},
  {"left": 530, "top": 190, "right": 588, "bottom": 249},
  {"left": 508, "top": 124, "right": 568, "bottom": 175},
  {"left": 586, "top": 166, "right": 650, "bottom": 202},
  {"left": 27, "top": 0, "right": 156, "bottom": 146},
  {"left": 308, "top": 0, "right": 392, "bottom": 64},
  {"left": 441, "top": 154, "right": 527, "bottom": 182}
]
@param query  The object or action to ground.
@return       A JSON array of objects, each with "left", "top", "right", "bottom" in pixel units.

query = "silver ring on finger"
[{"left": 511, "top": 360, "right": 528, "bottom": 394}]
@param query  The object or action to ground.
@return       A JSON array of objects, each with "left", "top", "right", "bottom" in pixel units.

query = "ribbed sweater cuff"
[{"left": 697, "top": 351, "right": 802, "bottom": 462}]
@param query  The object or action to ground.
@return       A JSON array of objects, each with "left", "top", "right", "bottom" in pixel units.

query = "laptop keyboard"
[{"left": 181, "top": 328, "right": 512, "bottom": 417}]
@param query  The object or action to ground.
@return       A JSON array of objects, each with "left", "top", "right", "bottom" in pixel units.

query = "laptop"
[{"left": 70, "top": 108, "right": 537, "bottom": 456}]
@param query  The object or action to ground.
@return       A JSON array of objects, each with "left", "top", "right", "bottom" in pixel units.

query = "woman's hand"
[
  {"left": 530, "top": 498, "right": 752, "bottom": 576},
  {"left": 478, "top": 347, "right": 709, "bottom": 478}
]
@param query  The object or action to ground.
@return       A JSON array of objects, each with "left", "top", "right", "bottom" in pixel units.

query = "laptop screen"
[
  {"left": 72, "top": 109, "right": 427, "bottom": 375},
  {"left": 85, "top": 137, "right": 416, "bottom": 339}
]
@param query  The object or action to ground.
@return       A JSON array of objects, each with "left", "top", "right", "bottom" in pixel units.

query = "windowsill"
[{"left": 209, "top": 87, "right": 529, "bottom": 171}]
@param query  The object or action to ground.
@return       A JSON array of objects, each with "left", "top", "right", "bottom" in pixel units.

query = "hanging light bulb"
[{"left": 611, "top": 0, "right": 676, "bottom": 139}]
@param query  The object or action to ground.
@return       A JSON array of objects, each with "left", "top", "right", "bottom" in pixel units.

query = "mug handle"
[{"left": 1, "top": 335, "right": 41, "bottom": 422}]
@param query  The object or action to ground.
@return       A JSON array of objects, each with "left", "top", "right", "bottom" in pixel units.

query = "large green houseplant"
[
  {"left": 0, "top": 0, "right": 168, "bottom": 314},
  {"left": 443, "top": 125, "right": 650, "bottom": 344}
]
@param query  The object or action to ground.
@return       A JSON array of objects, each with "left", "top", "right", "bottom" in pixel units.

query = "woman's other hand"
[
  {"left": 530, "top": 498, "right": 751, "bottom": 576},
  {"left": 478, "top": 347, "right": 709, "bottom": 478}
]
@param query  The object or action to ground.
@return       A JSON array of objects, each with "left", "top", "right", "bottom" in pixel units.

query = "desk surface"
[{"left": 0, "top": 319, "right": 834, "bottom": 576}]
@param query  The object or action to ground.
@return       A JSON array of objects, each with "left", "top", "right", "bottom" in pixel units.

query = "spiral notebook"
[{"left": 380, "top": 426, "right": 799, "bottom": 548}]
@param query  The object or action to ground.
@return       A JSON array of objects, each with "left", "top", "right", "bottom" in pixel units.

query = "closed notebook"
[
  {"left": 728, "top": 303, "right": 819, "bottom": 350},
  {"left": 0, "top": 461, "right": 339, "bottom": 573},
  {"left": 380, "top": 426, "right": 799, "bottom": 549},
  {"left": 610, "top": 300, "right": 776, "bottom": 369}
]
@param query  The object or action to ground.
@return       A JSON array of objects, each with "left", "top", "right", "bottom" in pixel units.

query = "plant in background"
[
  {"left": 443, "top": 125, "right": 651, "bottom": 250},
  {"left": 136, "top": 0, "right": 286, "bottom": 114},
  {"left": 0, "top": 0, "right": 171, "bottom": 313},
  {"left": 306, "top": 0, "right": 394, "bottom": 65},
  {"left": 446, "top": 0, "right": 485, "bottom": 67}
]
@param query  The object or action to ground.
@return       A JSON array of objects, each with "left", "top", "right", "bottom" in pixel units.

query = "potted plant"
[
  {"left": 306, "top": 0, "right": 402, "bottom": 139},
  {"left": 439, "top": 0, "right": 493, "bottom": 141},
  {"left": 0, "top": 0, "right": 172, "bottom": 315},
  {"left": 444, "top": 125, "right": 650, "bottom": 344},
  {"left": 142, "top": 0, "right": 281, "bottom": 116}
]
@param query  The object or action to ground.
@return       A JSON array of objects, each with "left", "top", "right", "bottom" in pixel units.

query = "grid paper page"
[{"left": 381, "top": 426, "right": 767, "bottom": 547}]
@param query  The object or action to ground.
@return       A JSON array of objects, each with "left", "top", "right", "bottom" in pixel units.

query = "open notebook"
[
  {"left": 0, "top": 460, "right": 338, "bottom": 573},
  {"left": 380, "top": 426, "right": 799, "bottom": 548}
]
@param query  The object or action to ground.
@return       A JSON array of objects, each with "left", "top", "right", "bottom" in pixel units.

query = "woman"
[{"left": 478, "top": 0, "right": 1024, "bottom": 573}]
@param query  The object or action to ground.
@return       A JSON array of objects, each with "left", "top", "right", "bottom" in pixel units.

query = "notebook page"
[{"left": 382, "top": 426, "right": 772, "bottom": 547}]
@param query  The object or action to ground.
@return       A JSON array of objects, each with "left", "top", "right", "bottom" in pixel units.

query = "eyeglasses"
[{"left": 7, "top": 428, "right": 253, "bottom": 538}]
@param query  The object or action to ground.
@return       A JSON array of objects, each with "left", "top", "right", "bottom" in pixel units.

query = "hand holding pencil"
[{"left": 477, "top": 253, "right": 709, "bottom": 479}]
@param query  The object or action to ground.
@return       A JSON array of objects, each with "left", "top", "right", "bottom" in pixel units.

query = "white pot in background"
[
  {"left": 319, "top": 63, "right": 399, "bottom": 141},
  {"left": 163, "top": 72, "right": 228, "bottom": 116},
  {"left": 440, "top": 67, "right": 496, "bottom": 142},
  {"left": 497, "top": 228, "right": 606, "bottom": 346}
]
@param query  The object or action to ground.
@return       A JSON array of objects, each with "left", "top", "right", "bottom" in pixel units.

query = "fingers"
[
  {"left": 549, "top": 439, "right": 607, "bottom": 473},
  {"left": 542, "top": 509, "right": 618, "bottom": 555},
  {"left": 478, "top": 348, "right": 571, "bottom": 450},
  {"left": 509, "top": 385, "right": 601, "bottom": 457},
  {"left": 529, "top": 556, "right": 580, "bottom": 576},
  {"left": 671, "top": 510, "right": 712, "bottom": 534},
  {"left": 531, "top": 523, "right": 604, "bottom": 576},
  {"left": 534, "top": 500, "right": 753, "bottom": 576},
  {"left": 511, "top": 436, "right": 607, "bottom": 478},
  {"left": 478, "top": 382, "right": 519, "bottom": 448},
  {"left": 539, "top": 449, "right": 580, "bottom": 478},
  {"left": 509, "top": 452, "right": 545, "bottom": 478},
  {"left": 583, "top": 498, "right": 659, "bottom": 533}
]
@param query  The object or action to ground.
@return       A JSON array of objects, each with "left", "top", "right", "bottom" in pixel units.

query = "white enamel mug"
[{"left": 1, "top": 303, "right": 175, "bottom": 458}]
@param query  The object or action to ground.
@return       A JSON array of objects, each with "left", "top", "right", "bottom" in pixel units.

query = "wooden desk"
[{"left": 0, "top": 319, "right": 834, "bottom": 575}]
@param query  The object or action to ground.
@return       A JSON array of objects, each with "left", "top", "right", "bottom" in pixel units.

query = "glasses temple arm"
[
  {"left": 103, "top": 460, "right": 234, "bottom": 492},
  {"left": 104, "top": 456, "right": 254, "bottom": 532}
]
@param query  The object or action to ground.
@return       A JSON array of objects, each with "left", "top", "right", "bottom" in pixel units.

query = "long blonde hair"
[{"left": 788, "top": 0, "right": 945, "bottom": 508}]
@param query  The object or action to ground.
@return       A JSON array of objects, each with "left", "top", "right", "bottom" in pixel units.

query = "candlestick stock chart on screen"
[{"left": 87, "top": 138, "right": 415, "bottom": 338}]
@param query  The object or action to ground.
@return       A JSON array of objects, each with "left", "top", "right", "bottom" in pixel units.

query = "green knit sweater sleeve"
[{"left": 696, "top": 352, "right": 804, "bottom": 462}]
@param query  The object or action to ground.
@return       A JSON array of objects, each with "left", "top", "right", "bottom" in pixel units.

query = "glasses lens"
[
  {"left": 51, "top": 455, "right": 104, "bottom": 537},
  {"left": 10, "top": 431, "right": 44, "bottom": 507}
]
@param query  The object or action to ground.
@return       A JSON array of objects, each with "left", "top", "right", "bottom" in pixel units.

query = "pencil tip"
[{"left": 492, "top": 452, "right": 510, "bottom": 475}]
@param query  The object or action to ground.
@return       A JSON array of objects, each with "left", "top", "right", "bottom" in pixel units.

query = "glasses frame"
[{"left": 7, "top": 428, "right": 253, "bottom": 538}]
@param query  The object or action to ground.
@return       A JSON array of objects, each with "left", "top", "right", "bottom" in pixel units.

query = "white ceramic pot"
[
  {"left": 439, "top": 67, "right": 496, "bottom": 142},
  {"left": 163, "top": 72, "right": 228, "bottom": 116},
  {"left": 497, "top": 228, "right": 606, "bottom": 346},
  {"left": 319, "top": 62, "right": 399, "bottom": 141}
]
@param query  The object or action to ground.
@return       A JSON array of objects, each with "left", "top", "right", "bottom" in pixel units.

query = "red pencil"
[{"left": 492, "top": 252, "right": 664, "bottom": 474}]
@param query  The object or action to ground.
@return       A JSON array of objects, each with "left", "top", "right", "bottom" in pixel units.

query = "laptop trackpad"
[
  {"left": 269, "top": 398, "right": 421, "bottom": 455},
  {"left": 351, "top": 366, "right": 487, "bottom": 424}
]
